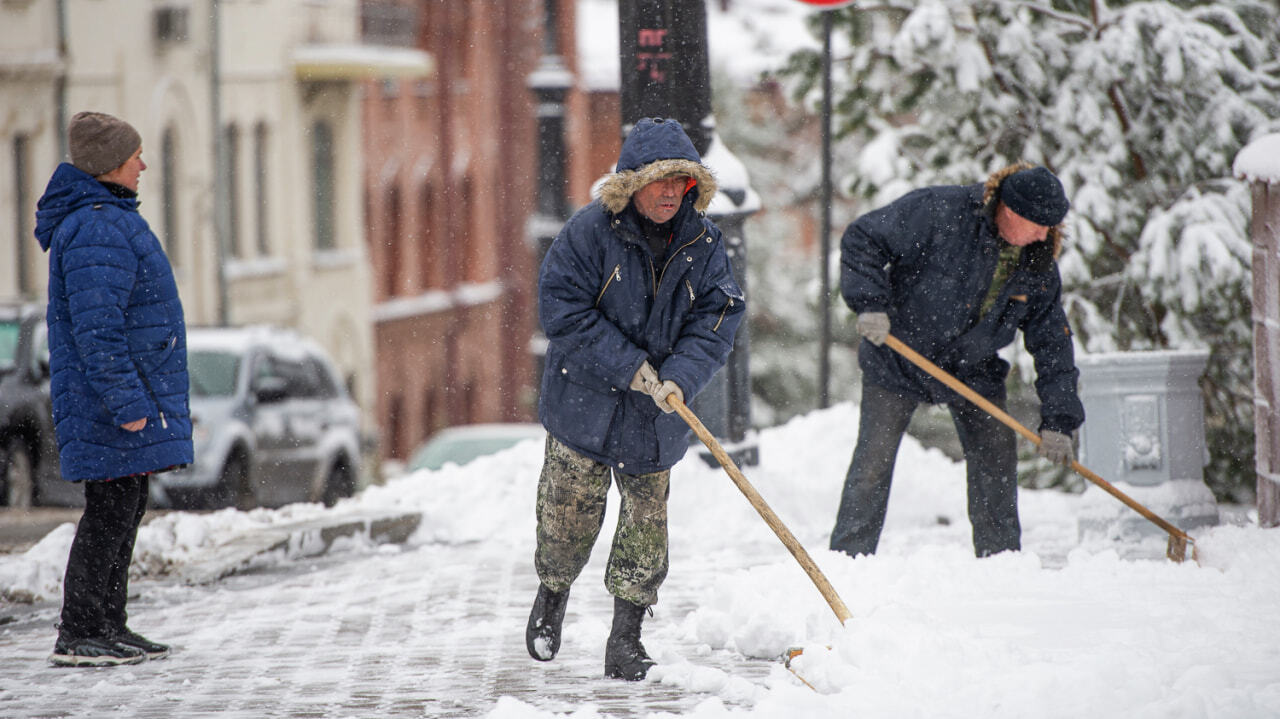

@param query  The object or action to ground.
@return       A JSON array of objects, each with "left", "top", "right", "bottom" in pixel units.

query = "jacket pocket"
[
  {"left": 543, "top": 364, "right": 620, "bottom": 454},
  {"left": 712, "top": 279, "right": 745, "bottom": 334},
  {"left": 595, "top": 264, "right": 623, "bottom": 307}
]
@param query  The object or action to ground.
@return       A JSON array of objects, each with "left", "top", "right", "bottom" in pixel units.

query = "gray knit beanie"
[{"left": 68, "top": 111, "right": 142, "bottom": 177}]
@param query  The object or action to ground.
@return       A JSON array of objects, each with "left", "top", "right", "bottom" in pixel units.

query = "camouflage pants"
[{"left": 534, "top": 435, "right": 670, "bottom": 606}]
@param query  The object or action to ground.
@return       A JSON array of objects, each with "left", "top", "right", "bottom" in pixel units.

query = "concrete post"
[
  {"left": 1075, "top": 351, "right": 1219, "bottom": 542},
  {"left": 1236, "top": 133, "right": 1280, "bottom": 528}
]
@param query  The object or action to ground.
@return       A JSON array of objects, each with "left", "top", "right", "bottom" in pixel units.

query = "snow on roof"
[{"left": 1233, "top": 133, "right": 1280, "bottom": 185}]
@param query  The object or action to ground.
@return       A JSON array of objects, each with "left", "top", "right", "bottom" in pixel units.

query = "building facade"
[
  {"left": 361, "top": 1, "right": 580, "bottom": 460},
  {"left": 0, "top": 0, "right": 431, "bottom": 459}
]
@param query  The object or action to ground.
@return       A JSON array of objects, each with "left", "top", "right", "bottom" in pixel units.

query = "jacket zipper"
[
  {"left": 595, "top": 265, "right": 622, "bottom": 307},
  {"left": 713, "top": 297, "right": 735, "bottom": 333},
  {"left": 657, "top": 229, "right": 706, "bottom": 289},
  {"left": 131, "top": 338, "right": 175, "bottom": 429},
  {"left": 132, "top": 366, "right": 168, "bottom": 429}
]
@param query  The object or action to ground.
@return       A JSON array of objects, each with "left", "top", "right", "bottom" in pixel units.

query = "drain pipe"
[
  {"left": 210, "top": 0, "right": 229, "bottom": 326},
  {"left": 55, "top": 0, "right": 68, "bottom": 160}
]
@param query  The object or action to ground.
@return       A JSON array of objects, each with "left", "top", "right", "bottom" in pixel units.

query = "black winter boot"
[
  {"left": 526, "top": 584, "right": 570, "bottom": 661},
  {"left": 604, "top": 596, "right": 655, "bottom": 680}
]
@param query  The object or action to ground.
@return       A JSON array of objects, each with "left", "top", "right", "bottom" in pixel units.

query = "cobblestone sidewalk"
[{"left": 0, "top": 539, "right": 780, "bottom": 718}]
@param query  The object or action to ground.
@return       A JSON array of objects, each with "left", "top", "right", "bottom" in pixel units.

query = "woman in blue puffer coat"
[
  {"left": 526, "top": 118, "right": 744, "bottom": 681},
  {"left": 34, "top": 112, "right": 192, "bottom": 667}
]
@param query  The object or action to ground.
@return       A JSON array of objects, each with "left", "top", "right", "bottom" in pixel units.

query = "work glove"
[
  {"left": 856, "top": 312, "right": 890, "bottom": 346},
  {"left": 629, "top": 361, "right": 660, "bottom": 395},
  {"left": 1037, "top": 430, "right": 1074, "bottom": 466},
  {"left": 652, "top": 380, "right": 684, "bottom": 414}
]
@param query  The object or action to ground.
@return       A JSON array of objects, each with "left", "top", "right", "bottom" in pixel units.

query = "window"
[
  {"left": 423, "top": 386, "right": 439, "bottom": 437},
  {"left": 160, "top": 126, "right": 180, "bottom": 265},
  {"left": 312, "top": 120, "right": 335, "bottom": 251},
  {"left": 253, "top": 122, "right": 270, "bottom": 256},
  {"left": 384, "top": 183, "right": 401, "bottom": 297},
  {"left": 388, "top": 393, "right": 405, "bottom": 459},
  {"left": 0, "top": 320, "right": 19, "bottom": 370},
  {"left": 224, "top": 123, "right": 241, "bottom": 257},
  {"left": 11, "top": 135, "right": 31, "bottom": 295},
  {"left": 418, "top": 182, "right": 436, "bottom": 288},
  {"left": 460, "top": 175, "right": 477, "bottom": 281},
  {"left": 188, "top": 350, "right": 240, "bottom": 397}
]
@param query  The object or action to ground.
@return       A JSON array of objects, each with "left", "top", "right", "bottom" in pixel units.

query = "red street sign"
[{"left": 794, "top": 0, "right": 857, "bottom": 7}]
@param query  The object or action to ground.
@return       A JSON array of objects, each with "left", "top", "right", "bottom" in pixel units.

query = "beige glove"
[
  {"left": 652, "top": 380, "right": 684, "bottom": 414},
  {"left": 857, "top": 312, "right": 890, "bottom": 346},
  {"left": 629, "top": 361, "right": 660, "bottom": 395},
  {"left": 1037, "top": 430, "right": 1074, "bottom": 466}
]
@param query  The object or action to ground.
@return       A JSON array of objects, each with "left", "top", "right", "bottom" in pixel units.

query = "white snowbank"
[{"left": 4, "top": 402, "right": 1278, "bottom": 718}]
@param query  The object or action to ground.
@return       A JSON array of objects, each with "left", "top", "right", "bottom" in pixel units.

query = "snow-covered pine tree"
[{"left": 778, "top": 0, "right": 1280, "bottom": 500}]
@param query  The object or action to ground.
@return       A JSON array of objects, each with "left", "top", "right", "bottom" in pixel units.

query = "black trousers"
[
  {"left": 59, "top": 475, "right": 149, "bottom": 639},
  {"left": 829, "top": 383, "right": 1020, "bottom": 558}
]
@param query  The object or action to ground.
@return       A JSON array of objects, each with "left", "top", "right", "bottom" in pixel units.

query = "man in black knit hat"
[{"left": 830, "top": 164, "right": 1084, "bottom": 558}]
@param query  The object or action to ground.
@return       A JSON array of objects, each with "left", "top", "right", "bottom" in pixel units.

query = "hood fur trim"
[
  {"left": 597, "top": 158, "right": 718, "bottom": 215},
  {"left": 983, "top": 162, "right": 1064, "bottom": 258}
]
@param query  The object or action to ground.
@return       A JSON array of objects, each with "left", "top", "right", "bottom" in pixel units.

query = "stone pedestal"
[{"left": 1075, "top": 350, "right": 1219, "bottom": 542}]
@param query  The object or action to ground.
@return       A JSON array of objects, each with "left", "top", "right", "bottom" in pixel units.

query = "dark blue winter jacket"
[
  {"left": 538, "top": 119, "right": 745, "bottom": 472},
  {"left": 841, "top": 183, "right": 1084, "bottom": 434},
  {"left": 35, "top": 163, "right": 193, "bottom": 482}
]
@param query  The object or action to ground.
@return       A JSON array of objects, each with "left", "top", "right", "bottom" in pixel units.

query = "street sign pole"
[{"left": 794, "top": 0, "right": 854, "bottom": 408}]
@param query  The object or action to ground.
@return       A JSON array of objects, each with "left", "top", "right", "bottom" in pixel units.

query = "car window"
[
  {"left": 189, "top": 350, "right": 241, "bottom": 397},
  {"left": 0, "top": 320, "right": 19, "bottom": 370},
  {"left": 305, "top": 356, "right": 340, "bottom": 399},
  {"left": 30, "top": 323, "right": 49, "bottom": 377},
  {"left": 267, "top": 353, "right": 326, "bottom": 400}
]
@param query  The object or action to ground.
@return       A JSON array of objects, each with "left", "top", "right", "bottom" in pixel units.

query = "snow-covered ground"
[{"left": 2, "top": 402, "right": 1278, "bottom": 717}]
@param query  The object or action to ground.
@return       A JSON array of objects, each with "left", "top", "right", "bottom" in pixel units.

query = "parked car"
[
  {"left": 407, "top": 423, "right": 546, "bottom": 473},
  {"left": 155, "top": 325, "right": 363, "bottom": 510},
  {"left": 0, "top": 301, "right": 81, "bottom": 507}
]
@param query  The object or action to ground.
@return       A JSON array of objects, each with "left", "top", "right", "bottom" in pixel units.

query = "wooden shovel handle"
[
  {"left": 669, "top": 395, "right": 854, "bottom": 624},
  {"left": 884, "top": 334, "right": 1194, "bottom": 546}
]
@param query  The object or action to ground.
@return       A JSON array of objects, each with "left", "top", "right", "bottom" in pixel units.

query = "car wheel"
[
  {"left": 321, "top": 460, "right": 354, "bottom": 508},
  {"left": 213, "top": 452, "right": 254, "bottom": 511},
  {"left": 3, "top": 437, "right": 36, "bottom": 508}
]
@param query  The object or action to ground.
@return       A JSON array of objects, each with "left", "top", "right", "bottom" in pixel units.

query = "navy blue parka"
[
  {"left": 35, "top": 163, "right": 193, "bottom": 482},
  {"left": 538, "top": 119, "right": 745, "bottom": 473},
  {"left": 840, "top": 179, "right": 1084, "bottom": 435}
]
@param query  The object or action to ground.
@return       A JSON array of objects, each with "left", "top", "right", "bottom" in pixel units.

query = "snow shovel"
[
  {"left": 667, "top": 394, "right": 853, "bottom": 625},
  {"left": 883, "top": 334, "right": 1196, "bottom": 563}
]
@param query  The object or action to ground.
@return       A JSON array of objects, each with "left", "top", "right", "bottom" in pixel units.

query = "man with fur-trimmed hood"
[
  {"left": 526, "top": 117, "right": 744, "bottom": 680},
  {"left": 831, "top": 163, "right": 1085, "bottom": 559}
]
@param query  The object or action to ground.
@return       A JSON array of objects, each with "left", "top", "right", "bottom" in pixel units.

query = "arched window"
[
  {"left": 11, "top": 134, "right": 32, "bottom": 294},
  {"left": 253, "top": 121, "right": 270, "bottom": 256},
  {"left": 312, "top": 120, "right": 335, "bottom": 251},
  {"left": 160, "top": 126, "right": 180, "bottom": 266},
  {"left": 224, "top": 123, "right": 241, "bottom": 258}
]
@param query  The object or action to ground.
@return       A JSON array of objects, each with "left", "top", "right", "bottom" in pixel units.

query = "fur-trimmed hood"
[
  {"left": 597, "top": 118, "right": 718, "bottom": 215},
  {"left": 982, "top": 162, "right": 1064, "bottom": 258}
]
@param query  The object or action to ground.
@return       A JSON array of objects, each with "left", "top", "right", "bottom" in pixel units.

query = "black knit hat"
[
  {"left": 1000, "top": 167, "right": 1069, "bottom": 226},
  {"left": 68, "top": 111, "right": 142, "bottom": 177}
]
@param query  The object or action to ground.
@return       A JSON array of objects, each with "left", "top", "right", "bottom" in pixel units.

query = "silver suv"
[{"left": 156, "top": 326, "right": 362, "bottom": 510}]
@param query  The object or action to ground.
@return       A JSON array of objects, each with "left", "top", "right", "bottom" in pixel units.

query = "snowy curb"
[{"left": 175, "top": 510, "right": 422, "bottom": 585}]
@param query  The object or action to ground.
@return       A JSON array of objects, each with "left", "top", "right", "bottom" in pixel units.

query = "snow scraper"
[
  {"left": 668, "top": 394, "right": 854, "bottom": 623},
  {"left": 884, "top": 334, "right": 1197, "bottom": 563}
]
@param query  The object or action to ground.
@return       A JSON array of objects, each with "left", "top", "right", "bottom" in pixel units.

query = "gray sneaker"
[
  {"left": 112, "top": 629, "right": 170, "bottom": 660},
  {"left": 49, "top": 636, "right": 146, "bottom": 667}
]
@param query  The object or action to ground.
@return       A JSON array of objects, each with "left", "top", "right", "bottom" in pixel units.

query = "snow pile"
[
  {"left": 1234, "top": 133, "right": 1280, "bottom": 185},
  {"left": 4, "top": 402, "right": 1279, "bottom": 717}
]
